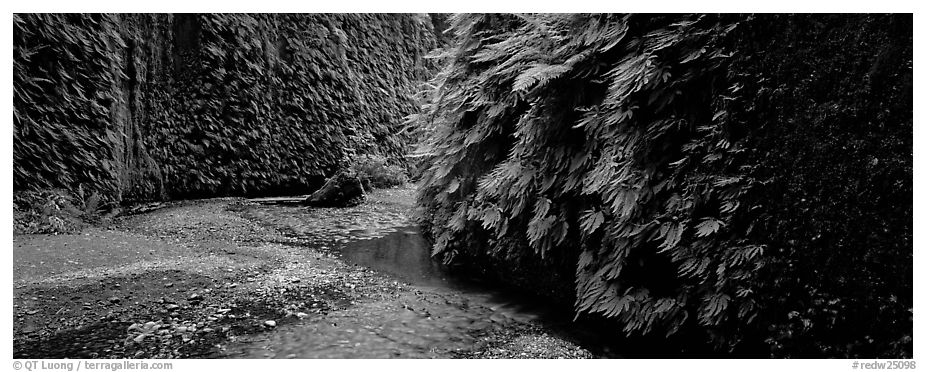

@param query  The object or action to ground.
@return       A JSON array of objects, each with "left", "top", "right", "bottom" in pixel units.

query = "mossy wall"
[{"left": 14, "top": 13, "right": 436, "bottom": 204}]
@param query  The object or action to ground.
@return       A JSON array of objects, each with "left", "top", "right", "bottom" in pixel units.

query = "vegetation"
[
  {"left": 13, "top": 12, "right": 912, "bottom": 358},
  {"left": 347, "top": 154, "right": 409, "bottom": 190},
  {"left": 14, "top": 13, "right": 435, "bottom": 206},
  {"left": 149, "top": 14, "right": 434, "bottom": 199},
  {"left": 14, "top": 14, "right": 125, "bottom": 206},
  {"left": 414, "top": 14, "right": 911, "bottom": 357},
  {"left": 13, "top": 187, "right": 109, "bottom": 235}
]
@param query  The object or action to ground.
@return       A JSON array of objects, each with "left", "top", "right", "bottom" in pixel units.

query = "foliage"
[
  {"left": 724, "top": 14, "right": 913, "bottom": 358},
  {"left": 348, "top": 154, "right": 409, "bottom": 189},
  {"left": 14, "top": 14, "right": 436, "bottom": 203},
  {"left": 148, "top": 14, "right": 434, "bottom": 198},
  {"left": 416, "top": 13, "right": 758, "bottom": 346},
  {"left": 13, "top": 14, "right": 123, "bottom": 205},
  {"left": 414, "top": 13, "right": 911, "bottom": 357},
  {"left": 13, "top": 189, "right": 95, "bottom": 235}
]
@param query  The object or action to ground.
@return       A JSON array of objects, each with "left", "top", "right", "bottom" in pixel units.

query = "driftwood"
[{"left": 304, "top": 172, "right": 366, "bottom": 207}]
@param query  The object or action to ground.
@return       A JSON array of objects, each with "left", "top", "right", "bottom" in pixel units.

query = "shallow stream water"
[{"left": 223, "top": 200, "right": 612, "bottom": 358}]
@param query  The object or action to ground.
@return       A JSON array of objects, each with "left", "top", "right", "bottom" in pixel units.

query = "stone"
[{"left": 264, "top": 320, "right": 277, "bottom": 327}]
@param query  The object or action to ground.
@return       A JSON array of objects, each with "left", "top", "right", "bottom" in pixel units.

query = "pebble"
[
  {"left": 296, "top": 312, "right": 309, "bottom": 319},
  {"left": 264, "top": 320, "right": 277, "bottom": 327}
]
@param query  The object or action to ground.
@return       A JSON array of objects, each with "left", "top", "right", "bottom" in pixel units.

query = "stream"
[{"left": 220, "top": 212, "right": 613, "bottom": 358}]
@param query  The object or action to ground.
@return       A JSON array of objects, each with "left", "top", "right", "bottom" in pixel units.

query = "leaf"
[
  {"left": 695, "top": 217, "right": 723, "bottom": 237},
  {"left": 534, "top": 197, "right": 551, "bottom": 217},
  {"left": 579, "top": 209, "right": 605, "bottom": 235},
  {"left": 657, "top": 222, "right": 685, "bottom": 252},
  {"left": 480, "top": 205, "right": 501, "bottom": 230},
  {"left": 446, "top": 178, "right": 460, "bottom": 194}
]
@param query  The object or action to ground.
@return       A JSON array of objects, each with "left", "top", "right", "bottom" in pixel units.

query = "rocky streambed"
[{"left": 13, "top": 186, "right": 593, "bottom": 359}]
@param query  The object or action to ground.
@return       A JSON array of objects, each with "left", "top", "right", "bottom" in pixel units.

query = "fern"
[{"left": 414, "top": 13, "right": 768, "bottom": 349}]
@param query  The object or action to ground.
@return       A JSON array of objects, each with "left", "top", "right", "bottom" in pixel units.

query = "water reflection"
[
  {"left": 339, "top": 227, "right": 454, "bottom": 289},
  {"left": 339, "top": 227, "right": 561, "bottom": 321},
  {"left": 337, "top": 226, "right": 621, "bottom": 356}
]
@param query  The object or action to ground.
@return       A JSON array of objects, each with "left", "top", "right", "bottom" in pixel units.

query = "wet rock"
[{"left": 305, "top": 173, "right": 366, "bottom": 208}]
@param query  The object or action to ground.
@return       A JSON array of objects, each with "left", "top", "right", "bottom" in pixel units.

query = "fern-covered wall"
[
  {"left": 414, "top": 14, "right": 911, "bottom": 357},
  {"left": 14, "top": 13, "right": 435, "bottom": 203}
]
